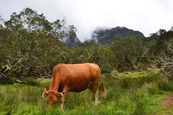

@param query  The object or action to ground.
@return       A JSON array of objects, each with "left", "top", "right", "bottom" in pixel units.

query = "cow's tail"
[{"left": 100, "top": 73, "right": 107, "bottom": 98}]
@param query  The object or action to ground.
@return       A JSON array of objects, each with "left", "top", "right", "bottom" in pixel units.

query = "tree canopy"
[{"left": 0, "top": 8, "right": 172, "bottom": 78}]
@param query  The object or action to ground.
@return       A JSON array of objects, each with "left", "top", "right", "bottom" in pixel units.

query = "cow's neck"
[{"left": 49, "top": 77, "right": 60, "bottom": 91}]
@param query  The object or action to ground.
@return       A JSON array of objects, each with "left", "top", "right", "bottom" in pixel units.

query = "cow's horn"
[
  {"left": 57, "top": 92, "right": 64, "bottom": 97},
  {"left": 42, "top": 92, "right": 47, "bottom": 100}
]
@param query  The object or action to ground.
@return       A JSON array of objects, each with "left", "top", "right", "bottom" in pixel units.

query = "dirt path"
[{"left": 161, "top": 94, "right": 173, "bottom": 114}]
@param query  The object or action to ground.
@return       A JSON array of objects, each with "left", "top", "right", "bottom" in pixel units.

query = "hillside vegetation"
[
  {"left": 88, "top": 26, "right": 144, "bottom": 45},
  {"left": 0, "top": 8, "right": 172, "bottom": 78}
]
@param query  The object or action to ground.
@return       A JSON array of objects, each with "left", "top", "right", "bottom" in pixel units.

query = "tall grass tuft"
[
  {"left": 120, "top": 77, "right": 133, "bottom": 89},
  {"left": 157, "top": 77, "right": 173, "bottom": 91},
  {"left": 0, "top": 84, "right": 45, "bottom": 114}
]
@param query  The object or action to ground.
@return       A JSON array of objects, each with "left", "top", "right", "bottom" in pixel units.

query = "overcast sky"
[{"left": 0, "top": 0, "right": 173, "bottom": 42}]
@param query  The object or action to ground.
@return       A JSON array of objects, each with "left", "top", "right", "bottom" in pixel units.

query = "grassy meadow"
[{"left": 0, "top": 70, "right": 173, "bottom": 115}]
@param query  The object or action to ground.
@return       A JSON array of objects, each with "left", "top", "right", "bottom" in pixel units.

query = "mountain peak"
[
  {"left": 61, "top": 30, "right": 81, "bottom": 47},
  {"left": 90, "top": 26, "right": 144, "bottom": 44}
]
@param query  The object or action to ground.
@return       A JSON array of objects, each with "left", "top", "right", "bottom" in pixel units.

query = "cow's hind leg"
[
  {"left": 90, "top": 80, "right": 99, "bottom": 105},
  {"left": 94, "top": 90, "right": 99, "bottom": 105}
]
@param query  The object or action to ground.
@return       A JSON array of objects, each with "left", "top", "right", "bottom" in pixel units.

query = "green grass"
[
  {"left": 0, "top": 70, "right": 173, "bottom": 115},
  {"left": 116, "top": 69, "right": 160, "bottom": 78}
]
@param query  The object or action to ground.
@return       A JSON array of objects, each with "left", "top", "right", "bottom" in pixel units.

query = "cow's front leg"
[
  {"left": 60, "top": 100, "right": 64, "bottom": 111},
  {"left": 60, "top": 87, "right": 69, "bottom": 111},
  {"left": 60, "top": 94, "right": 66, "bottom": 111}
]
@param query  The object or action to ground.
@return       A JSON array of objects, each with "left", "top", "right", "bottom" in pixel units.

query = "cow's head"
[{"left": 42, "top": 88, "right": 64, "bottom": 108}]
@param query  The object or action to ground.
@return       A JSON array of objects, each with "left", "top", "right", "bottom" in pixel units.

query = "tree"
[
  {"left": 111, "top": 36, "right": 147, "bottom": 71},
  {"left": 5, "top": 8, "right": 66, "bottom": 38},
  {"left": 0, "top": 8, "right": 67, "bottom": 78},
  {"left": 94, "top": 44, "right": 115, "bottom": 73}
]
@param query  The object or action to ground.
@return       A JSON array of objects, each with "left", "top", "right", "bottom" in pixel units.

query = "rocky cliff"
[{"left": 61, "top": 30, "right": 81, "bottom": 47}]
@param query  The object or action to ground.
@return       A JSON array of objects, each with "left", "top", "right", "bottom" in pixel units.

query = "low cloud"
[{"left": 0, "top": 0, "right": 173, "bottom": 41}]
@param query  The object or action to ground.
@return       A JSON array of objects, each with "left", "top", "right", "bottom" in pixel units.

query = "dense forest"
[{"left": 0, "top": 8, "right": 172, "bottom": 79}]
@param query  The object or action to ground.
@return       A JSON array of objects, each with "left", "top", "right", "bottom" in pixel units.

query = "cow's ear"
[
  {"left": 44, "top": 88, "right": 48, "bottom": 93},
  {"left": 61, "top": 92, "right": 65, "bottom": 95}
]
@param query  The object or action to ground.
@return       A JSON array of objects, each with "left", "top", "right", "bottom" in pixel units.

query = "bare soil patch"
[{"left": 161, "top": 94, "right": 173, "bottom": 110}]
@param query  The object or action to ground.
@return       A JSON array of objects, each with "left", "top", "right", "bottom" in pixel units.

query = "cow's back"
[
  {"left": 55, "top": 63, "right": 100, "bottom": 92},
  {"left": 88, "top": 63, "right": 101, "bottom": 78}
]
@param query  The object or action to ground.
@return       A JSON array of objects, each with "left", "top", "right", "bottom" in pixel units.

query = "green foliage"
[
  {"left": 111, "top": 37, "right": 148, "bottom": 71},
  {"left": 0, "top": 77, "right": 40, "bottom": 86},
  {"left": 0, "top": 28, "right": 64, "bottom": 77},
  {"left": 157, "top": 77, "right": 173, "bottom": 91},
  {"left": 0, "top": 8, "right": 67, "bottom": 78},
  {"left": 0, "top": 8, "right": 173, "bottom": 79},
  {"left": 146, "top": 29, "right": 173, "bottom": 68},
  {"left": 23, "top": 77, "right": 40, "bottom": 86},
  {"left": 94, "top": 44, "right": 115, "bottom": 73},
  {"left": 4, "top": 8, "right": 66, "bottom": 37},
  {"left": 0, "top": 77, "right": 15, "bottom": 84},
  {"left": 57, "top": 43, "right": 115, "bottom": 73}
]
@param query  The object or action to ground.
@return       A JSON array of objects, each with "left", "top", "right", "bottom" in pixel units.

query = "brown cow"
[{"left": 42, "top": 63, "right": 107, "bottom": 111}]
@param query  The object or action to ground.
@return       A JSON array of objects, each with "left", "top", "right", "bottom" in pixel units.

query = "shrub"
[
  {"left": 0, "top": 77, "right": 15, "bottom": 84},
  {"left": 25, "top": 80, "right": 40, "bottom": 86},
  {"left": 21, "top": 77, "right": 40, "bottom": 86}
]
